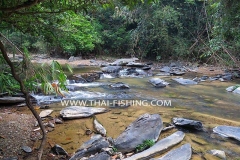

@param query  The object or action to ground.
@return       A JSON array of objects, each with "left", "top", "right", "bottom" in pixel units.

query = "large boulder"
[
  {"left": 114, "top": 113, "right": 163, "bottom": 153},
  {"left": 124, "top": 131, "right": 185, "bottom": 160},
  {"left": 213, "top": 125, "right": 240, "bottom": 141},
  {"left": 60, "top": 106, "right": 108, "bottom": 119}
]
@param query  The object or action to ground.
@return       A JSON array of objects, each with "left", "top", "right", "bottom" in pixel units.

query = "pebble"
[
  {"left": 21, "top": 145, "right": 32, "bottom": 153},
  {"left": 54, "top": 118, "right": 63, "bottom": 124},
  {"left": 109, "top": 117, "right": 118, "bottom": 119}
]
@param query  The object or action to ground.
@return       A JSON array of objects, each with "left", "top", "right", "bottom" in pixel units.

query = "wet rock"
[
  {"left": 101, "top": 66, "right": 122, "bottom": 73},
  {"left": 172, "top": 78, "right": 198, "bottom": 85},
  {"left": 0, "top": 96, "right": 25, "bottom": 104},
  {"left": 69, "top": 56, "right": 75, "bottom": 62},
  {"left": 94, "top": 118, "right": 107, "bottom": 136},
  {"left": 124, "top": 131, "right": 185, "bottom": 160},
  {"left": 60, "top": 106, "right": 108, "bottom": 119},
  {"left": 160, "top": 66, "right": 171, "bottom": 73},
  {"left": 142, "top": 66, "right": 151, "bottom": 70},
  {"left": 126, "top": 62, "right": 146, "bottom": 68},
  {"left": 172, "top": 117, "right": 203, "bottom": 130},
  {"left": 39, "top": 109, "right": 53, "bottom": 118},
  {"left": 21, "top": 145, "right": 32, "bottom": 153},
  {"left": 88, "top": 152, "right": 111, "bottom": 160},
  {"left": 208, "top": 149, "right": 226, "bottom": 160},
  {"left": 213, "top": 125, "right": 240, "bottom": 141},
  {"left": 40, "top": 105, "right": 50, "bottom": 109},
  {"left": 155, "top": 143, "right": 192, "bottom": 160},
  {"left": 114, "top": 113, "right": 163, "bottom": 153},
  {"left": 51, "top": 144, "right": 68, "bottom": 155},
  {"left": 149, "top": 78, "right": 169, "bottom": 88},
  {"left": 110, "top": 58, "right": 139, "bottom": 66},
  {"left": 110, "top": 82, "right": 130, "bottom": 89},
  {"left": 170, "top": 71, "right": 185, "bottom": 76},
  {"left": 70, "top": 137, "right": 109, "bottom": 160},
  {"left": 222, "top": 73, "right": 232, "bottom": 81}
]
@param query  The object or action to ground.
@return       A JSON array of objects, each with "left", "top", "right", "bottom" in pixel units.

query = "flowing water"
[{"left": 39, "top": 66, "right": 240, "bottom": 159}]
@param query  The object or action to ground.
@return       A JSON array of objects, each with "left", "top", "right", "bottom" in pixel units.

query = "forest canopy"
[{"left": 0, "top": 0, "right": 240, "bottom": 65}]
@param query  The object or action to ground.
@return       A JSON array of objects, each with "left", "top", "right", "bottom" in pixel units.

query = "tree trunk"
[{"left": 0, "top": 40, "right": 46, "bottom": 160}]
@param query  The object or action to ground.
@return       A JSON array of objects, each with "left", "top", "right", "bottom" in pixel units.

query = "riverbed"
[{"left": 37, "top": 66, "right": 240, "bottom": 159}]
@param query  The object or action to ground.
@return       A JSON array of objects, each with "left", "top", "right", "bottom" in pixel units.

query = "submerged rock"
[
  {"left": 172, "top": 78, "right": 198, "bottom": 85},
  {"left": 51, "top": 144, "right": 68, "bottom": 155},
  {"left": 172, "top": 117, "right": 203, "bottom": 130},
  {"left": 39, "top": 109, "right": 53, "bottom": 118},
  {"left": 156, "top": 143, "right": 192, "bottom": 160},
  {"left": 70, "top": 136, "right": 109, "bottom": 160},
  {"left": 213, "top": 125, "right": 240, "bottom": 141},
  {"left": 149, "top": 78, "right": 169, "bottom": 88},
  {"left": 208, "top": 149, "right": 226, "bottom": 160},
  {"left": 110, "top": 82, "right": 130, "bottom": 89},
  {"left": 114, "top": 113, "right": 163, "bottom": 153},
  {"left": 0, "top": 96, "right": 25, "bottom": 104},
  {"left": 60, "top": 106, "right": 108, "bottom": 119},
  {"left": 124, "top": 131, "right": 185, "bottom": 160},
  {"left": 93, "top": 118, "right": 107, "bottom": 136}
]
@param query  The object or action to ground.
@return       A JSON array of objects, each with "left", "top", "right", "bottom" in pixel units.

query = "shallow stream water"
[{"left": 42, "top": 66, "right": 240, "bottom": 159}]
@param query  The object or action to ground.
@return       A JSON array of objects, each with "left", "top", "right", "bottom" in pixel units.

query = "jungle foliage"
[{"left": 1, "top": 0, "right": 239, "bottom": 66}]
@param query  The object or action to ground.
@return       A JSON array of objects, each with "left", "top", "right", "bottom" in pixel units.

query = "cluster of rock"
[{"left": 42, "top": 106, "right": 238, "bottom": 160}]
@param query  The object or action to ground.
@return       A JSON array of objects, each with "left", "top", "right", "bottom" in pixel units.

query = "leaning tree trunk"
[{"left": 0, "top": 39, "right": 46, "bottom": 160}]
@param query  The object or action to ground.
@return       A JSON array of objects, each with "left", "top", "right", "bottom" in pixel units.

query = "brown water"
[{"left": 43, "top": 66, "right": 240, "bottom": 159}]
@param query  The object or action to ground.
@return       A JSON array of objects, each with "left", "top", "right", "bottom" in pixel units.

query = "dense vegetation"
[{"left": 1, "top": 0, "right": 240, "bottom": 65}]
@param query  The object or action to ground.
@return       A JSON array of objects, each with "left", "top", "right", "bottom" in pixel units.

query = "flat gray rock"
[
  {"left": 172, "top": 78, "right": 197, "bottom": 85},
  {"left": 60, "top": 106, "right": 108, "bottom": 119},
  {"left": 124, "top": 131, "right": 185, "bottom": 160},
  {"left": 213, "top": 125, "right": 240, "bottom": 141},
  {"left": 226, "top": 86, "right": 240, "bottom": 95},
  {"left": 172, "top": 118, "right": 203, "bottom": 130},
  {"left": 114, "top": 113, "right": 163, "bottom": 153},
  {"left": 156, "top": 143, "right": 191, "bottom": 160},
  {"left": 149, "top": 78, "right": 169, "bottom": 88},
  {"left": 39, "top": 109, "right": 53, "bottom": 118},
  {"left": 0, "top": 97, "right": 25, "bottom": 104}
]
